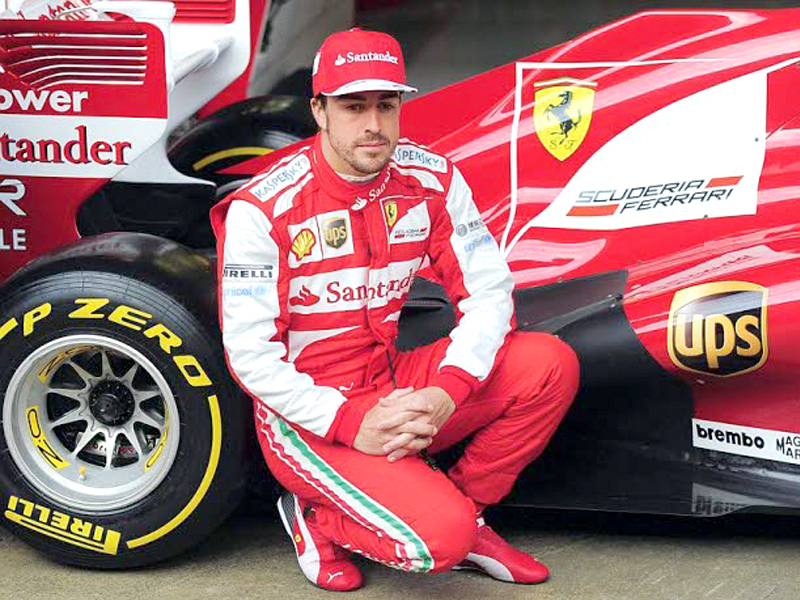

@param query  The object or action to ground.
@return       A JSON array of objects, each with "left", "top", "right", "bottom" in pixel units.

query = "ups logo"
[
  {"left": 667, "top": 281, "right": 768, "bottom": 377},
  {"left": 323, "top": 217, "right": 348, "bottom": 249}
]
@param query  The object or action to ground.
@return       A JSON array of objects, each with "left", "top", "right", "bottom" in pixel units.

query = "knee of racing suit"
[
  {"left": 505, "top": 331, "right": 580, "bottom": 409},
  {"left": 422, "top": 494, "right": 478, "bottom": 573}
]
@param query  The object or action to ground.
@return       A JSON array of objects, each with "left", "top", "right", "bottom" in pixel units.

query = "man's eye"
[
  {"left": 347, "top": 104, "right": 364, "bottom": 112},
  {"left": 379, "top": 103, "right": 397, "bottom": 111}
]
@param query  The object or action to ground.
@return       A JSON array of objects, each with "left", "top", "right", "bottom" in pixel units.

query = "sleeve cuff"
[
  {"left": 432, "top": 366, "right": 480, "bottom": 407},
  {"left": 325, "top": 397, "right": 374, "bottom": 447}
]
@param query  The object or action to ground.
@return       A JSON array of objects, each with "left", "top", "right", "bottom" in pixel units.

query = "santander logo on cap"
[
  {"left": 313, "top": 28, "right": 417, "bottom": 96},
  {"left": 335, "top": 51, "right": 399, "bottom": 66}
]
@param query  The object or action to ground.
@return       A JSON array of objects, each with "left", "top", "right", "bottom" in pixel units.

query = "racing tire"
[
  {"left": 168, "top": 94, "right": 315, "bottom": 198},
  {"left": 0, "top": 270, "right": 248, "bottom": 568}
]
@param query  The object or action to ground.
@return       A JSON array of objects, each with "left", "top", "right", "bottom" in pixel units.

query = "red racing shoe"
[
  {"left": 277, "top": 493, "right": 363, "bottom": 591},
  {"left": 453, "top": 517, "right": 550, "bottom": 584}
]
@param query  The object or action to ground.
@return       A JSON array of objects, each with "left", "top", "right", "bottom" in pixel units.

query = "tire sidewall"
[
  {"left": 168, "top": 95, "right": 314, "bottom": 186},
  {"left": 0, "top": 270, "right": 247, "bottom": 567}
]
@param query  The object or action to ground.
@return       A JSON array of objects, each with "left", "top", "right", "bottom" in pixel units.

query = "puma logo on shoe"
[{"left": 327, "top": 571, "right": 344, "bottom": 583}]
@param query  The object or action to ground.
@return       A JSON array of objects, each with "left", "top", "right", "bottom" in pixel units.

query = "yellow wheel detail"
[
  {"left": 192, "top": 147, "right": 273, "bottom": 172},
  {"left": 126, "top": 394, "right": 222, "bottom": 549}
]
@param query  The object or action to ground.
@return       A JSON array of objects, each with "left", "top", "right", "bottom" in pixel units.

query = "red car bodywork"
[
  {"left": 0, "top": 17, "right": 169, "bottom": 275},
  {"left": 4, "top": 8, "right": 800, "bottom": 514},
  {"left": 230, "top": 10, "right": 800, "bottom": 457}
]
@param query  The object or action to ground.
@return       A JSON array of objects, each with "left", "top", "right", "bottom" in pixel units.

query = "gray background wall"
[{"left": 359, "top": 0, "right": 800, "bottom": 93}]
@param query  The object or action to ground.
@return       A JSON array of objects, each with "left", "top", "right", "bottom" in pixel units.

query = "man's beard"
[{"left": 328, "top": 126, "right": 395, "bottom": 175}]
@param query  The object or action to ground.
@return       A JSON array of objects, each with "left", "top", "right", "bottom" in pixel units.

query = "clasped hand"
[{"left": 353, "top": 386, "right": 455, "bottom": 462}]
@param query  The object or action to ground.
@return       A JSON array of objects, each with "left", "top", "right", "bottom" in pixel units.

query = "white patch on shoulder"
[
  {"left": 248, "top": 154, "right": 312, "bottom": 203},
  {"left": 393, "top": 144, "right": 448, "bottom": 173},
  {"left": 274, "top": 172, "right": 313, "bottom": 218},
  {"left": 391, "top": 164, "right": 444, "bottom": 192}
]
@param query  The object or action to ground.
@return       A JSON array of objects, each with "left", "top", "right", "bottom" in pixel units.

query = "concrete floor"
[{"left": 2, "top": 507, "right": 800, "bottom": 600}]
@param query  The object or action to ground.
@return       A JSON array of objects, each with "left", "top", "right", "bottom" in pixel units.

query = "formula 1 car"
[{"left": 2, "top": 1, "right": 800, "bottom": 569}]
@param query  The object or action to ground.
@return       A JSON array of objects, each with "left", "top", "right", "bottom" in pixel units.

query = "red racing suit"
[{"left": 211, "top": 134, "right": 579, "bottom": 572}]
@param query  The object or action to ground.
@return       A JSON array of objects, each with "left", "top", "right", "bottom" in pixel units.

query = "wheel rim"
[{"left": 3, "top": 335, "right": 181, "bottom": 513}]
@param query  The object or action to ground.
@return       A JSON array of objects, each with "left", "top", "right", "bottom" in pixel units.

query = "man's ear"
[{"left": 310, "top": 97, "right": 327, "bottom": 131}]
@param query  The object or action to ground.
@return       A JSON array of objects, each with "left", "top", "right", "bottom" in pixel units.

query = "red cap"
[{"left": 312, "top": 28, "right": 417, "bottom": 96}]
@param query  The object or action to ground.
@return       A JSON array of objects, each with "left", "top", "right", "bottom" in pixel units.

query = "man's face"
[{"left": 312, "top": 91, "right": 401, "bottom": 176}]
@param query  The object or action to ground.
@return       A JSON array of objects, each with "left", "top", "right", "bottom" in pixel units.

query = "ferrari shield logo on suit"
[{"left": 384, "top": 200, "right": 398, "bottom": 229}]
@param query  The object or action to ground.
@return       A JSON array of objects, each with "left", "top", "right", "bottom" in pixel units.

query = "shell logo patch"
[
  {"left": 533, "top": 78, "right": 596, "bottom": 161},
  {"left": 291, "top": 229, "right": 316, "bottom": 261},
  {"left": 668, "top": 281, "right": 768, "bottom": 377}
]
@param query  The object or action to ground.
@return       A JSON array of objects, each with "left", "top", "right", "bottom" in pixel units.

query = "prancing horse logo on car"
[{"left": 533, "top": 78, "right": 596, "bottom": 161}]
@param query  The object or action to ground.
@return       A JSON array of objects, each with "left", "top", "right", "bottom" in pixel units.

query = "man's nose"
[{"left": 364, "top": 106, "right": 381, "bottom": 133}]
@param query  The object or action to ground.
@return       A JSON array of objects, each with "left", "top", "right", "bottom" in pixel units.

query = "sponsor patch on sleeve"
[
  {"left": 222, "top": 263, "right": 276, "bottom": 281},
  {"left": 222, "top": 263, "right": 277, "bottom": 298},
  {"left": 454, "top": 216, "right": 493, "bottom": 253},
  {"left": 248, "top": 155, "right": 312, "bottom": 203},
  {"left": 393, "top": 145, "right": 447, "bottom": 173}
]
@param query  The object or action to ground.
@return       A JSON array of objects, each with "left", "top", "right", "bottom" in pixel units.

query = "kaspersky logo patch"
[
  {"left": 534, "top": 78, "right": 596, "bottom": 161},
  {"left": 667, "top": 281, "right": 768, "bottom": 377}
]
